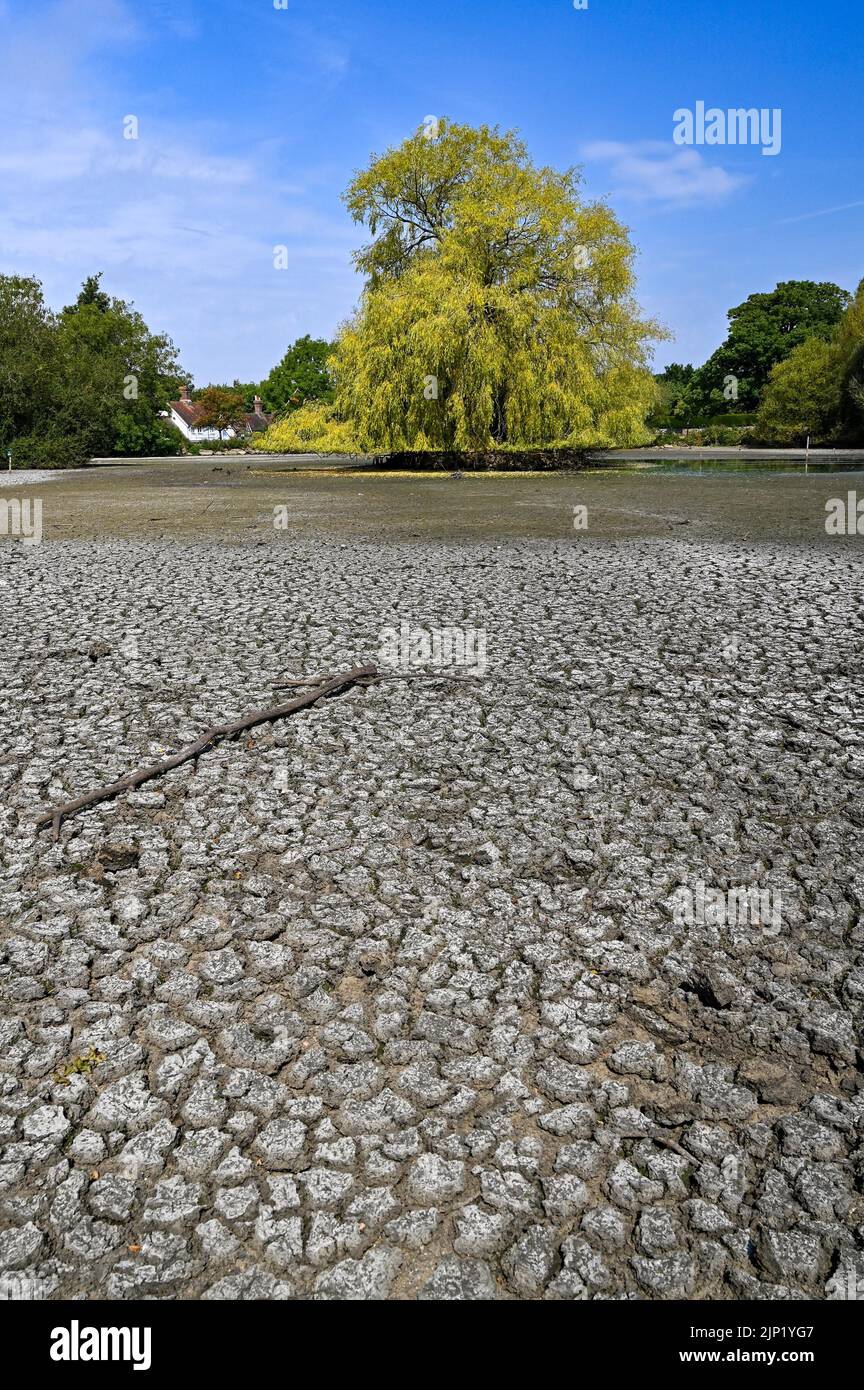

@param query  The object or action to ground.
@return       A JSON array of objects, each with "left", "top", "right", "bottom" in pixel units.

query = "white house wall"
[{"left": 168, "top": 409, "right": 237, "bottom": 442}]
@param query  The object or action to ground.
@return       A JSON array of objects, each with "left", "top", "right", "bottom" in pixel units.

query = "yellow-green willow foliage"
[
  {"left": 255, "top": 401, "right": 357, "bottom": 453},
  {"left": 332, "top": 120, "right": 664, "bottom": 451}
]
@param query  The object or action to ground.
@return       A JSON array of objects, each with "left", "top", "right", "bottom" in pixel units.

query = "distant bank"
[{"left": 81, "top": 447, "right": 864, "bottom": 470}]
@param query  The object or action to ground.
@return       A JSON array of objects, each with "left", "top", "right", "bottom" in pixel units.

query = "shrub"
[
  {"left": 9, "top": 433, "right": 89, "bottom": 468},
  {"left": 112, "top": 417, "right": 186, "bottom": 456},
  {"left": 254, "top": 402, "right": 359, "bottom": 453}
]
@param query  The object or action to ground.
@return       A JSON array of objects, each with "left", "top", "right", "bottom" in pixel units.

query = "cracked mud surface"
[{"left": 1, "top": 521, "right": 863, "bottom": 1300}]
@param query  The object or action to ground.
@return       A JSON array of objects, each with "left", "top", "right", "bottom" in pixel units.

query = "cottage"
[{"left": 165, "top": 385, "right": 273, "bottom": 442}]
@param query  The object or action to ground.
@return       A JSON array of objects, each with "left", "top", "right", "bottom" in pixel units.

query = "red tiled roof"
[
  {"left": 170, "top": 400, "right": 205, "bottom": 427},
  {"left": 169, "top": 400, "right": 273, "bottom": 432}
]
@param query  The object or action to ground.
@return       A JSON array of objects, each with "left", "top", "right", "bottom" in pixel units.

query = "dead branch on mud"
[{"left": 36, "top": 664, "right": 377, "bottom": 841}]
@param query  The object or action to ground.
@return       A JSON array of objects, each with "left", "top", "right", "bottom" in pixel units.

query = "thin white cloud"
[
  {"left": 778, "top": 200, "right": 864, "bottom": 225},
  {"left": 581, "top": 140, "right": 748, "bottom": 207},
  {"left": 0, "top": 0, "right": 360, "bottom": 382},
  {"left": 0, "top": 126, "right": 257, "bottom": 186}
]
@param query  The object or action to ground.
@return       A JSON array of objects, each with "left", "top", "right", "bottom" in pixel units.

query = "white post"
[{"left": 805, "top": 434, "right": 810, "bottom": 473}]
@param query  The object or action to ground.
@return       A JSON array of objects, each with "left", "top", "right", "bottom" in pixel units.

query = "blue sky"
[{"left": 1, "top": 0, "right": 860, "bottom": 384}]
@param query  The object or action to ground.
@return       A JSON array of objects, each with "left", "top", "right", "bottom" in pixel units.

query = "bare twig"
[
  {"left": 611, "top": 1128, "right": 691, "bottom": 1159},
  {"left": 36, "top": 664, "right": 377, "bottom": 840}
]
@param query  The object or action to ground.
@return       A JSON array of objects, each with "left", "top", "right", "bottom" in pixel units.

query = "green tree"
[
  {"left": 201, "top": 380, "right": 261, "bottom": 411},
  {"left": 754, "top": 337, "right": 839, "bottom": 443},
  {"left": 262, "top": 336, "right": 334, "bottom": 413},
  {"left": 55, "top": 278, "right": 183, "bottom": 458},
  {"left": 692, "top": 280, "right": 850, "bottom": 414},
  {"left": 833, "top": 278, "right": 864, "bottom": 439},
  {"left": 648, "top": 362, "right": 696, "bottom": 426},
  {"left": 756, "top": 278, "right": 864, "bottom": 443},
  {"left": 194, "top": 386, "right": 248, "bottom": 438},
  {"left": 330, "top": 119, "right": 663, "bottom": 451},
  {"left": 1, "top": 272, "right": 184, "bottom": 464},
  {"left": 65, "top": 272, "right": 112, "bottom": 314},
  {"left": 0, "top": 276, "right": 59, "bottom": 452}
]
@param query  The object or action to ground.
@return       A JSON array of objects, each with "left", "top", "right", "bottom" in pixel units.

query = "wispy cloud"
[
  {"left": 0, "top": 0, "right": 360, "bottom": 382},
  {"left": 778, "top": 199, "right": 864, "bottom": 225},
  {"left": 0, "top": 127, "right": 256, "bottom": 186},
  {"left": 581, "top": 140, "right": 748, "bottom": 208}
]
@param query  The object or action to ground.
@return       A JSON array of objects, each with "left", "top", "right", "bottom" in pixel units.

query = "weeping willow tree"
[{"left": 326, "top": 119, "right": 663, "bottom": 452}]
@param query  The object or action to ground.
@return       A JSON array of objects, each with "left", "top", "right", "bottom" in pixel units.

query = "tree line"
[
  {"left": 2, "top": 118, "right": 861, "bottom": 464},
  {"left": 0, "top": 271, "right": 335, "bottom": 466},
  {"left": 261, "top": 121, "right": 864, "bottom": 454},
  {"left": 0, "top": 274, "right": 183, "bottom": 466},
  {"left": 651, "top": 278, "right": 864, "bottom": 444}
]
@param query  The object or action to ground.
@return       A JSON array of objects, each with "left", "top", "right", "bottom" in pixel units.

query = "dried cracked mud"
[{"left": 1, "top": 510, "right": 863, "bottom": 1300}]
